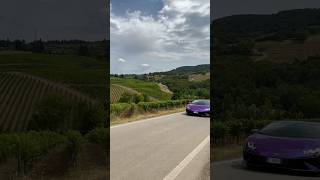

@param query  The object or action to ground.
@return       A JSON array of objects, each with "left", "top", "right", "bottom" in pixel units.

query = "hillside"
[
  {"left": 188, "top": 72, "right": 210, "bottom": 82},
  {"left": 0, "top": 51, "right": 107, "bottom": 100},
  {"left": 212, "top": 8, "right": 320, "bottom": 122},
  {"left": 0, "top": 72, "right": 94, "bottom": 133},
  {"left": 110, "top": 84, "right": 139, "bottom": 103},
  {"left": 127, "top": 65, "right": 210, "bottom": 100},
  {"left": 253, "top": 35, "right": 320, "bottom": 62},
  {"left": 213, "top": 9, "right": 320, "bottom": 41},
  {"left": 110, "top": 77, "right": 172, "bottom": 103},
  {"left": 151, "top": 64, "right": 210, "bottom": 76},
  {"left": 212, "top": 8, "right": 320, "bottom": 58}
]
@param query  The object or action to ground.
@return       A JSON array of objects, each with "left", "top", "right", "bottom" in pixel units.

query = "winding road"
[
  {"left": 212, "top": 159, "right": 320, "bottom": 180},
  {"left": 110, "top": 112, "right": 210, "bottom": 180}
]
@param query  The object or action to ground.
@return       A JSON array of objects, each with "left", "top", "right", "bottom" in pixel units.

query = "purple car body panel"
[
  {"left": 187, "top": 104, "right": 209, "bottom": 113},
  {"left": 247, "top": 134, "right": 320, "bottom": 159},
  {"left": 244, "top": 121, "right": 320, "bottom": 172}
]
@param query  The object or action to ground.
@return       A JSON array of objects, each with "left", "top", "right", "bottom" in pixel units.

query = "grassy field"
[
  {"left": 0, "top": 51, "right": 107, "bottom": 100},
  {"left": 110, "top": 77, "right": 172, "bottom": 102}
]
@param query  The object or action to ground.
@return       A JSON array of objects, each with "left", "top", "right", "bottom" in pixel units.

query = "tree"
[
  {"left": 31, "top": 39, "right": 45, "bottom": 53},
  {"left": 78, "top": 45, "right": 89, "bottom": 56},
  {"left": 14, "top": 40, "right": 26, "bottom": 51},
  {"left": 28, "top": 93, "right": 105, "bottom": 133}
]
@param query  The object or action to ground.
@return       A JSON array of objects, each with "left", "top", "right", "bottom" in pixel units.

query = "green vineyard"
[
  {"left": 0, "top": 72, "right": 94, "bottom": 133},
  {"left": 110, "top": 77, "right": 172, "bottom": 103},
  {"left": 110, "top": 84, "right": 138, "bottom": 103}
]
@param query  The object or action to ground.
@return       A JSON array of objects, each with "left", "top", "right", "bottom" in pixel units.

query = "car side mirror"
[{"left": 251, "top": 129, "right": 259, "bottom": 134}]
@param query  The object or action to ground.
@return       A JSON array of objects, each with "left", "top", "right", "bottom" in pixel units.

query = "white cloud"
[
  {"left": 118, "top": 58, "right": 126, "bottom": 62},
  {"left": 110, "top": 0, "right": 210, "bottom": 74},
  {"left": 141, "top": 64, "right": 150, "bottom": 67}
]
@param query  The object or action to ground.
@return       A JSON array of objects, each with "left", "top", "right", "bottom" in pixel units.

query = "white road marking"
[
  {"left": 110, "top": 112, "right": 184, "bottom": 129},
  {"left": 163, "top": 135, "right": 210, "bottom": 180}
]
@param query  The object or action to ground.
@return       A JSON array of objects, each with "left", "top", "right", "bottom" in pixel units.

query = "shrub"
[
  {"left": 85, "top": 128, "right": 108, "bottom": 152},
  {"left": 29, "top": 93, "right": 105, "bottom": 133},
  {"left": 72, "top": 102, "right": 106, "bottom": 134},
  {"left": 0, "top": 131, "right": 67, "bottom": 176},
  {"left": 119, "top": 92, "right": 144, "bottom": 104},
  {"left": 111, "top": 99, "right": 190, "bottom": 119},
  {"left": 28, "top": 93, "right": 71, "bottom": 131},
  {"left": 65, "top": 130, "right": 83, "bottom": 167},
  {"left": 212, "top": 122, "right": 228, "bottom": 144}
]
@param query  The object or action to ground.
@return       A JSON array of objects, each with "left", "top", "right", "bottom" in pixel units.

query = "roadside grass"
[
  {"left": 111, "top": 107, "right": 185, "bottom": 125},
  {"left": 212, "top": 144, "right": 243, "bottom": 162}
]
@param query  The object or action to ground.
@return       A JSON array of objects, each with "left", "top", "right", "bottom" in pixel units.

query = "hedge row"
[
  {"left": 0, "top": 128, "right": 108, "bottom": 176},
  {"left": 212, "top": 119, "right": 273, "bottom": 145},
  {"left": 110, "top": 99, "right": 190, "bottom": 118}
]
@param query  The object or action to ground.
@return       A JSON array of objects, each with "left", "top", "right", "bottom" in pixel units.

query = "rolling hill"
[
  {"left": 110, "top": 84, "right": 139, "bottom": 103},
  {"left": 151, "top": 64, "right": 210, "bottom": 76},
  {"left": 0, "top": 72, "right": 94, "bottom": 133},
  {"left": 110, "top": 77, "right": 172, "bottom": 103},
  {"left": 0, "top": 51, "right": 107, "bottom": 100},
  {"left": 212, "top": 8, "right": 320, "bottom": 60},
  {"left": 114, "top": 64, "right": 210, "bottom": 101}
]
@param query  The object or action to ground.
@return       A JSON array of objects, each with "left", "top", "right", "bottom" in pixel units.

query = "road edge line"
[
  {"left": 110, "top": 112, "right": 184, "bottom": 129},
  {"left": 163, "top": 135, "right": 210, "bottom": 180}
]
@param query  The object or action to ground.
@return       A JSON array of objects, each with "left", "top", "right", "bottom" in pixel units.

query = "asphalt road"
[
  {"left": 110, "top": 112, "right": 210, "bottom": 180},
  {"left": 212, "top": 159, "right": 320, "bottom": 180}
]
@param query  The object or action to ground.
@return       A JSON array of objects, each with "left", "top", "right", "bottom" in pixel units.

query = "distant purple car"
[
  {"left": 243, "top": 121, "right": 320, "bottom": 173},
  {"left": 186, "top": 99, "right": 210, "bottom": 117}
]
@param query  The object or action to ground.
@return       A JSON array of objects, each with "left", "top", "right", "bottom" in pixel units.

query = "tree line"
[
  {"left": 213, "top": 55, "right": 320, "bottom": 121},
  {"left": 0, "top": 39, "right": 107, "bottom": 58}
]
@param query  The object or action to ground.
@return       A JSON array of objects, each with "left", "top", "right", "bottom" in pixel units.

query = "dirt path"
[{"left": 158, "top": 83, "right": 173, "bottom": 94}]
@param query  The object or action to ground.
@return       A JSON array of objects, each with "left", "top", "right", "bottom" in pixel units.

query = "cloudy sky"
[
  {"left": 212, "top": 0, "right": 320, "bottom": 19},
  {"left": 110, "top": 0, "right": 210, "bottom": 74},
  {"left": 0, "top": 0, "right": 107, "bottom": 41}
]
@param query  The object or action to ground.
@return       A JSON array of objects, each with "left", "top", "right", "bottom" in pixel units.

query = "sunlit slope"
[
  {"left": 110, "top": 84, "right": 140, "bottom": 103},
  {"left": 110, "top": 77, "right": 172, "bottom": 103}
]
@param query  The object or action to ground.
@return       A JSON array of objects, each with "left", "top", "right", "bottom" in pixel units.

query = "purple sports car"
[
  {"left": 243, "top": 121, "right": 320, "bottom": 173},
  {"left": 186, "top": 99, "right": 210, "bottom": 116}
]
